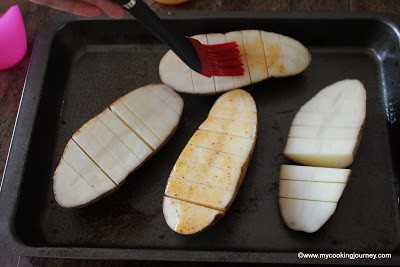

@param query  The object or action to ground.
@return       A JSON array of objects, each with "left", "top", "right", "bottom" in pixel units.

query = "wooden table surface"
[{"left": 1, "top": 0, "right": 399, "bottom": 266}]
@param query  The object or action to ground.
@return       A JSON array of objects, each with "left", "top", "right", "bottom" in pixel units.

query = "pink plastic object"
[{"left": 0, "top": 5, "right": 27, "bottom": 70}]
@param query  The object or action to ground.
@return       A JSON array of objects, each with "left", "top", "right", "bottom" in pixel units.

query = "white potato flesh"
[
  {"left": 159, "top": 30, "right": 310, "bottom": 94},
  {"left": 225, "top": 31, "right": 252, "bottom": 88},
  {"left": 53, "top": 159, "right": 99, "bottom": 208},
  {"left": 72, "top": 127, "right": 130, "bottom": 185},
  {"left": 147, "top": 84, "right": 184, "bottom": 114},
  {"left": 110, "top": 100, "right": 161, "bottom": 150},
  {"left": 159, "top": 50, "right": 194, "bottom": 94},
  {"left": 291, "top": 111, "right": 365, "bottom": 128},
  {"left": 199, "top": 116, "right": 257, "bottom": 138},
  {"left": 279, "top": 198, "right": 337, "bottom": 233},
  {"left": 119, "top": 86, "right": 181, "bottom": 142},
  {"left": 54, "top": 84, "right": 183, "bottom": 208},
  {"left": 279, "top": 35, "right": 312, "bottom": 76},
  {"left": 285, "top": 137, "right": 357, "bottom": 154},
  {"left": 163, "top": 89, "right": 257, "bottom": 234},
  {"left": 170, "top": 158, "right": 241, "bottom": 192},
  {"left": 97, "top": 108, "right": 153, "bottom": 161},
  {"left": 62, "top": 140, "right": 116, "bottom": 193},
  {"left": 190, "top": 35, "right": 216, "bottom": 94},
  {"left": 83, "top": 117, "right": 142, "bottom": 177},
  {"left": 242, "top": 30, "right": 269, "bottom": 83},
  {"left": 280, "top": 165, "right": 351, "bottom": 183},
  {"left": 207, "top": 33, "right": 235, "bottom": 93},
  {"left": 284, "top": 79, "right": 366, "bottom": 168},
  {"left": 288, "top": 126, "right": 360, "bottom": 139},
  {"left": 284, "top": 138, "right": 357, "bottom": 168},
  {"left": 163, "top": 197, "right": 222, "bottom": 235},
  {"left": 300, "top": 80, "right": 366, "bottom": 113},
  {"left": 279, "top": 165, "right": 350, "bottom": 232},
  {"left": 279, "top": 180, "right": 346, "bottom": 202}
]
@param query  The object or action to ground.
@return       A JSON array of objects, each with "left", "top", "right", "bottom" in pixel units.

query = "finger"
[
  {"left": 30, "top": 0, "right": 102, "bottom": 17},
  {"left": 87, "top": 0, "right": 125, "bottom": 19}
]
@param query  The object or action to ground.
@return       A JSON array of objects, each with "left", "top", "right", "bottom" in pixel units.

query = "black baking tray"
[{"left": 1, "top": 11, "right": 400, "bottom": 264}]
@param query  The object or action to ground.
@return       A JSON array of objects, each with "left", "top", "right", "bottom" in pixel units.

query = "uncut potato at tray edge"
[
  {"left": 53, "top": 84, "right": 184, "bottom": 208},
  {"left": 163, "top": 89, "right": 257, "bottom": 234},
  {"left": 159, "top": 30, "right": 311, "bottom": 94}
]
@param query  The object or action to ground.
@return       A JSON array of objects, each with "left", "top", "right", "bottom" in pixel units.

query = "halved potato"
[
  {"left": 280, "top": 80, "right": 366, "bottom": 233},
  {"left": 53, "top": 84, "right": 183, "bottom": 208},
  {"left": 163, "top": 89, "right": 257, "bottom": 234},
  {"left": 279, "top": 165, "right": 351, "bottom": 233},
  {"left": 283, "top": 79, "right": 367, "bottom": 168},
  {"left": 159, "top": 30, "right": 311, "bottom": 94}
]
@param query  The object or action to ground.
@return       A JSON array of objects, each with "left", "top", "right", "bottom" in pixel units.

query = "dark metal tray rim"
[{"left": 1, "top": 11, "right": 400, "bottom": 264}]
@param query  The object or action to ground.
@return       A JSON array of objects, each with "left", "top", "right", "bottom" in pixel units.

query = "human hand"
[{"left": 29, "top": 0, "right": 125, "bottom": 19}]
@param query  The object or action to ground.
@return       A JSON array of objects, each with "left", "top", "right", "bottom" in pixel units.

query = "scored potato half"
[
  {"left": 279, "top": 165, "right": 351, "bottom": 233},
  {"left": 284, "top": 79, "right": 367, "bottom": 168},
  {"left": 280, "top": 79, "right": 366, "bottom": 233},
  {"left": 159, "top": 30, "right": 311, "bottom": 94},
  {"left": 163, "top": 89, "right": 257, "bottom": 234},
  {"left": 53, "top": 84, "right": 183, "bottom": 208}
]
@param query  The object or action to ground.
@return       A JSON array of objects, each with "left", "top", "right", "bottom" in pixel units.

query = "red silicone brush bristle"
[{"left": 189, "top": 37, "right": 244, "bottom": 78}]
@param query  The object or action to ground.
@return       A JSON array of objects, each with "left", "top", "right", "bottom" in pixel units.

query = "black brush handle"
[{"left": 116, "top": 0, "right": 201, "bottom": 72}]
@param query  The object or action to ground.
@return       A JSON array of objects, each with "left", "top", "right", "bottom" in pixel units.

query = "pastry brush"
[{"left": 115, "top": 0, "right": 244, "bottom": 77}]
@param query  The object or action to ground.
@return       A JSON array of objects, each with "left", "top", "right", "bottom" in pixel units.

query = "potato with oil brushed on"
[
  {"left": 163, "top": 89, "right": 257, "bottom": 234},
  {"left": 160, "top": 30, "right": 311, "bottom": 94}
]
